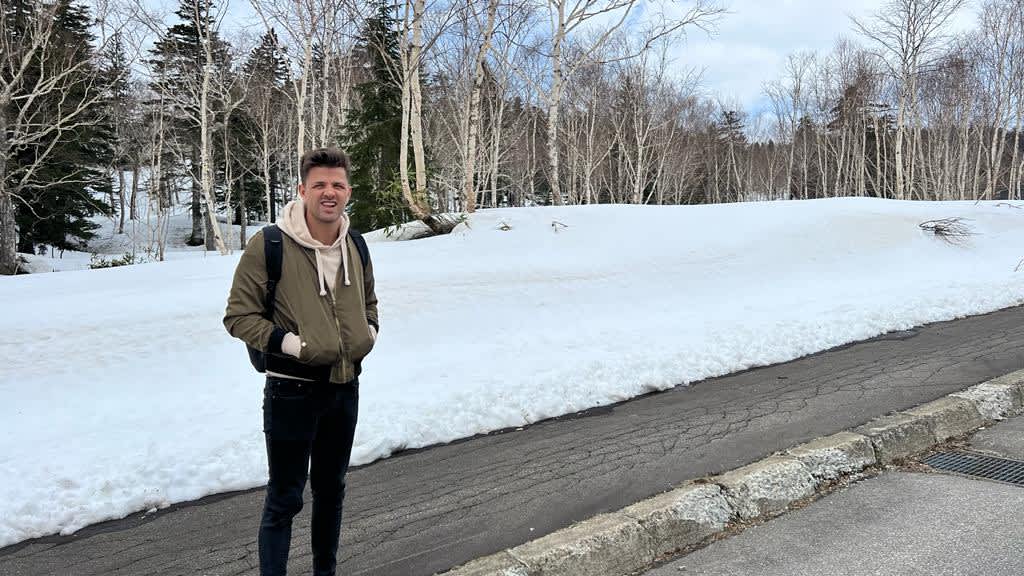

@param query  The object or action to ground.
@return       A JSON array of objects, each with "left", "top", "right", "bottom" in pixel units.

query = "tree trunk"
[
  {"left": 410, "top": 0, "right": 428, "bottom": 202},
  {"left": 490, "top": 97, "right": 504, "bottom": 207},
  {"left": 295, "top": 40, "right": 314, "bottom": 173},
  {"left": 1, "top": 68, "right": 18, "bottom": 274},
  {"left": 972, "top": 129, "right": 985, "bottom": 200},
  {"left": 874, "top": 115, "right": 884, "bottom": 197},
  {"left": 117, "top": 169, "right": 126, "bottom": 234},
  {"left": 398, "top": 1, "right": 418, "bottom": 216},
  {"left": 130, "top": 163, "right": 139, "bottom": 220},
  {"left": 546, "top": 7, "right": 565, "bottom": 206},
  {"left": 632, "top": 134, "right": 644, "bottom": 204},
  {"left": 0, "top": 155, "right": 16, "bottom": 274},
  {"left": 318, "top": 51, "right": 332, "bottom": 148},
  {"left": 528, "top": 114, "right": 537, "bottom": 202},
  {"left": 154, "top": 96, "right": 169, "bottom": 261},
  {"left": 189, "top": 141, "right": 204, "bottom": 245},
  {"left": 546, "top": 92, "right": 562, "bottom": 206},
  {"left": 940, "top": 125, "right": 951, "bottom": 200},
  {"left": 395, "top": 0, "right": 447, "bottom": 234},
  {"left": 958, "top": 124, "right": 970, "bottom": 200},
  {"left": 834, "top": 129, "right": 847, "bottom": 196},
  {"left": 1008, "top": 116, "right": 1021, "bottom": 199},
  {"left": 222, "top": 110, "right": 234, "bottom": 248},
  {"left": 894, "top": 118, "right": 905, "bottom": 200},
  {"left": 462, "top": 0, "right": 498, "bottom": 213},
  {"left": 263, "top": 142, "right": 274, "bottom": 223},
  {"left": 988, "top": 124, "right": 1008, "bottom": 200},
  {"left": 200, "top": 32, "right": 227, "bottom": 255},
  {"left": 907, "top": 90, "right": 921, "bottom": 199},
  {"left": 240, "top": 173, "right": 248, "bottom": 246}
]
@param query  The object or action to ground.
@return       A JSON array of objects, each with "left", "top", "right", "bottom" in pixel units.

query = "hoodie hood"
[{"left": 277, "top": 199, "right": 351, "bottom": 296}]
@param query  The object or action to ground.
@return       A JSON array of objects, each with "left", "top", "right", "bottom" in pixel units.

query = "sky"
[
  {"left": 144, "top": 0, "right": 977, "bottom": 114},
  {"left": 673, "top": 0, "right": 977, "bottom": 113}
]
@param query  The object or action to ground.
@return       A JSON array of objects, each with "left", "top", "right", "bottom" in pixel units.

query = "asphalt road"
[{"left": 3, "top": 306, "right": 1024, "bottom": 576}]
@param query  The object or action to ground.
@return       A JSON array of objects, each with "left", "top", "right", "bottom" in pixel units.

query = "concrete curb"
[
  {"left": 438, "top": 369, "right": 1024, "bottom": 576},
  {"left": 951, "top": 373, "right": 1024, "bottom": 420},
  {"left": 714, "top": 456, "right": 816, "bottom": 520},
  {"left": 786, "top": 431, "right": 876, "bottom": 482}
]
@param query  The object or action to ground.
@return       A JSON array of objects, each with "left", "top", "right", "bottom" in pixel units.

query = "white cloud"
[{"left": 669, "top": 0, "right": 976, "bottom": 110}]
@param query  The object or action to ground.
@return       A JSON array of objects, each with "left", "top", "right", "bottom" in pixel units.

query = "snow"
[
  {"left": 17, "top": 206, "right": 263, "bottom": 273},
  {"left": 2, "top": 198, "right": 1024, "bottom": 547}
]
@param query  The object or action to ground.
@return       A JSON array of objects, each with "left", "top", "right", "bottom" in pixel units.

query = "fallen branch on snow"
[{"left": 919, "top": 217, "right": 975, "bottom": 244}]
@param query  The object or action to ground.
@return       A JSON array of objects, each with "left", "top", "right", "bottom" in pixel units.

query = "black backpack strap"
[
  {"left": 348, "top": 228, "right": 369, "bottom": 269},
  {"left": 263, "top": 225, "right": 283, "bottom": 319}
]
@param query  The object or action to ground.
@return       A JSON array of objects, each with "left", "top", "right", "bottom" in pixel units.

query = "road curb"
[
  {"left": 951, "top": 373, "right": 1024, "bottom": 420},
  {"left": 714, "top": 456, "right": 816, "bottom": 520},
  {"left": 438, "top": 369, "right": 1024, "bottom": 576},
  {"left": 785, "top": 431, "right": 876, "bottom": 482}
]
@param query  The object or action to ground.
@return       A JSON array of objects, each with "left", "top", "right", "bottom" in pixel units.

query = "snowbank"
[{"left": 1, "top": 198, "right": 1023, "bottom": 546}]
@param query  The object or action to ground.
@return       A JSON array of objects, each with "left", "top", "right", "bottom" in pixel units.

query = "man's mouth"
[{"left": 320, "top": 200, "right": 337, "bottom": 209}]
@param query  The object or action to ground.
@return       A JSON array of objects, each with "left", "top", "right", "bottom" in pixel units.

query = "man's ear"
[{"left": 297, "top": 182, "right": 305, "bottom": 201}]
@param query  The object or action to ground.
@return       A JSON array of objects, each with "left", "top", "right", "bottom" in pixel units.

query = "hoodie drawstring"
[
  {"left": 314, "top": 248, "right": 328, "bottom": 296},
  {"left": 341, "top": 240, "right": 351, "bottom": 287},
  {"left": 277, "top": 200, "right": 352, "bottom": 297},
  {"left": 314, "top": 243, "right": 350, "bottom": 298}
]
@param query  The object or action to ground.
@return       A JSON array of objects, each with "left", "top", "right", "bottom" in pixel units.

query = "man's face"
[{"left": 299, "top": 166, "right": 351, "bottom": 225}]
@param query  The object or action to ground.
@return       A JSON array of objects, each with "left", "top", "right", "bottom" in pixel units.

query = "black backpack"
[{"left": 246, "top": 224, "right": 370, "bottom": 376}]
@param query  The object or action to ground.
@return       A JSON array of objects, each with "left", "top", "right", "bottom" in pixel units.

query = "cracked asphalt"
[{"left": 3, "top": 306, "right": 1024, "bottom": 576}]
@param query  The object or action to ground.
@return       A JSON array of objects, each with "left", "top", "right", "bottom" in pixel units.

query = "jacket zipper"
[{"left": 329, "top": 293, "right": 346, "bottom": 356}]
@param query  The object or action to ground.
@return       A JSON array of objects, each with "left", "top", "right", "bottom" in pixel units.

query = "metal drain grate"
[{"left": 924, "top": 451, "right": 1024, "bottom": 486}]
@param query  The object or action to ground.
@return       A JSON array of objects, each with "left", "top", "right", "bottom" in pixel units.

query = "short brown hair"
[{"left": 300, "top": 147, "right": 350, "bottom": 183}]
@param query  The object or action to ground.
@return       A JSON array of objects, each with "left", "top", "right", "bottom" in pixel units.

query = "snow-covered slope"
[
  {"left": 18, "top": 207, "right": 264, "bottom": 273},
  {"left": 2, "top": 198, "right": 1023, "bottom": 546}
]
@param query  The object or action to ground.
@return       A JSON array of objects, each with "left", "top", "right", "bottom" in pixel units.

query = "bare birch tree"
[
  {"left": 854, "top": 0, "right": 968, "bottom": 200},
  {"left": 533, "top": 0, "right": 721, "bottom": 205},
  {"left": 461, "top": 0, "right": 499, "bottom": 212}
]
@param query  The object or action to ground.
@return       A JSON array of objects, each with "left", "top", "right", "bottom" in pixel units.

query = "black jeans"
[{"left": 259, "top": 377, "right": 359, "bottom": 576}]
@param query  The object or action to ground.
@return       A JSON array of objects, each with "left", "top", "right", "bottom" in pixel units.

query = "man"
[{"left": 224, "top": 147, "right": 378, "bottom": 576}]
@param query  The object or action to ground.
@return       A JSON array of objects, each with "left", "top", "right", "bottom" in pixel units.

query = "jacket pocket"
[
  {"left": 298, "top": 318, "right": 341, "bottom": 366},
  {"left": 347, "top": 321, "right": 375, "bottom": 361}
]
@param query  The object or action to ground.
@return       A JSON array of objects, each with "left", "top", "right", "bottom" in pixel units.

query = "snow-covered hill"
[{"left": 2, "top": 198, "right": 1023, "bottom": 547}]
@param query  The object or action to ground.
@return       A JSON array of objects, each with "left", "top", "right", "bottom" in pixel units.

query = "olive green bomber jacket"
[{"left": 223, "top": 229, "right": 378, "bottom": 384}]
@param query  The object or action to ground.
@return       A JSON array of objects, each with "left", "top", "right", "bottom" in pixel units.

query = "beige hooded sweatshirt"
[
  {"left": 274, "top": 199, "right": 369, "bottom": 361},
  {"left": 278, "top": 199, "right": 352, "bottom": 297}
]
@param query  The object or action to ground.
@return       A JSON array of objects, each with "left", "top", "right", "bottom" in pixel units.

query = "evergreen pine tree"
[
  {"left": 240, "top": 28, "right": 288, "bottom": 222},
  {"left": 104, "top": 31, "right": 137, "bottom": 233},
  {"left": 716, "top": 110, "right": 747, "bottom": 147},
  {"left": 345, "top": 0, "right": 410, "bottom": 231},
  {"left": 148, "top": 0, "right": 231, "bottom": 245},
  {"left": 715, "top": 109, "right": 747, "bottom": 198},
  {"left": 11, "top": 0, "right": 113, "bottom": 254},
  {"left": 243, "top": 29, "right": 288, "bottom": 86}
]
